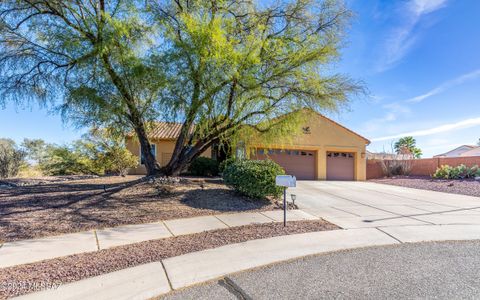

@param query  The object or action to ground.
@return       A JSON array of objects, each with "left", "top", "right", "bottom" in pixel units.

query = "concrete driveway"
[{"left": 288, "top": 181, "right": 480, "bottom": 229}]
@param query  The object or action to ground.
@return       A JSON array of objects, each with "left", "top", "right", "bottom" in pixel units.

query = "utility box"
[{"left": 276, "top": 175, "right": 296, "bottom": 187}]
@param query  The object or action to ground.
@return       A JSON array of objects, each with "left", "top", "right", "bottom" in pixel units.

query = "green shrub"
[
  {"left": 40, "top": 146, "right": 99, "bottom": 175},
  {"left": 223, "top": 159, "right": 285, "bottom": 199},
  {"left": 188, "top": 157, "right": 219, "bottom": 176},
  {"left": 219, "top": 157, "right": 236, "bottom": 174},
  {"left": 432, "top": 164, "right": 479, "bottom": 180},
  {"left": 100, "top": 147, "right": 138, "bottom": 176},
  {"left": 0, "top": 139, "right": 26, "bottom": 178}
]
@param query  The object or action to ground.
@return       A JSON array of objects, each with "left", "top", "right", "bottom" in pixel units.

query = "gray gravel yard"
[
  {"left": 0, "top": 220, "right": 338, "bottom": 299},
  {"left": 370, "top": 176, "right": 480, "bottom": 197},
  {"left": 0, "top": 176, "right": 277, "bottom": 242}
]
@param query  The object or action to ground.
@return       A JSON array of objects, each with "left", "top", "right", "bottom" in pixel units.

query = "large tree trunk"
[
  {"left": 99, "top": 54, "right": 162, "bottom": 176},
  {"left": 135, "top": 125, "right": 161, "bottom": 176},
  {"left": 162, "top": 140, "right": 212, "bottom": 176}
]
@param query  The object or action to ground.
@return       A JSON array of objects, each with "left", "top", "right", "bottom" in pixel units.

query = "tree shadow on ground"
[
  {"left": 0, "top": 176, "right": 276, "bottom": 242},
  {"left": 179, "top": 187, "right": 273, "bottom": 212}
]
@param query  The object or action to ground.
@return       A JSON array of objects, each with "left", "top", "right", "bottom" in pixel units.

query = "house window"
[{"left": 140, "top": 144, "right": 156, "bottom": 165}]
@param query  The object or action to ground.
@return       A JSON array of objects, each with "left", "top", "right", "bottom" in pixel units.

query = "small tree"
[
  {"left": 99, "top": 147, "right": 138, "bottom": 176},
  {"left": 40, "top": 145, "right": 98, "bottom": 176},
  {"left": 80, "top": 128, "right": 138, "bottom": 176},
  {"left": 0, "top": 139, "right": 26, "bottom": 178},
  {"left": 21, "top": 139, "right": 49, "bottom": 165},
  {"left": 394, "top": 136, "right": 422, "bottom": 159},
  {"left": 477, "top": 138, "right": 480, "bottom": 146}
]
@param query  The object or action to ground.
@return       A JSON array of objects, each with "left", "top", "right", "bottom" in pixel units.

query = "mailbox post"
[{"left": 275, "top": 175, "right": 296, "bottom": 226}]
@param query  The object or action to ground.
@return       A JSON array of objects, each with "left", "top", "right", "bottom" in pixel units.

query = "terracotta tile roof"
[
  {"left": 127, "top": 110, "right": 370, "bottom": 144},
  {"left": 127, "top": 122, "right": 184, "bottom": 140}
]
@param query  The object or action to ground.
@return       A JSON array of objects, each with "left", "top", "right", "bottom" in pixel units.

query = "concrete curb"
[
  {"left": 0, "top": 209, "right": 318, "bottom": 269},
  {"left": 14, "top": 224, "right": 480, "bottom": 300}
]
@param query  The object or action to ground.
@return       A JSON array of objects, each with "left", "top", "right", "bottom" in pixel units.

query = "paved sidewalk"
[
  {"left": 15, "top": 224, "right": 480, "bottom": 300},
  {"left": 0, "top": 209, "right": 318, "bottom": 269}
]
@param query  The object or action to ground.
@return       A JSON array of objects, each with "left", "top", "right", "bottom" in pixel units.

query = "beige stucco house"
[
  {"left": 125, "top": 123, "right": 211, "bottom": 175},
  {"left": 126, "top": 112, "right": 370, "bottom": 180},
  {"left": 249, "top": 111, "right": 370, "bottom": 180}
]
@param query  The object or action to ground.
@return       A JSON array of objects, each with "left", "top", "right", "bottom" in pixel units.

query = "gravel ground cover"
[
  {"left": 0, "top": 176, "right": 276, "bottom": 243},
  {"left": 370, "top": 176, "right": 480, "bottom": 197},
  {"left": 0, "top": 220, "right": 338, "bottom": 299}
]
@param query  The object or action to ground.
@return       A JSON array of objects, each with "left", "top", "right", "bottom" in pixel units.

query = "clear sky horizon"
[{"left": 1, "top": 0, "right": 479, "bottom": 158}]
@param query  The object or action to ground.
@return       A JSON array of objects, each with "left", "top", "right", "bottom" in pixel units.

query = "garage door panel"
[
  {"left": 327, "top": 152, "right": 354, "bottom": 181},
  {"left": 253, "top": 149, "right": 315, "bottom": 180}
]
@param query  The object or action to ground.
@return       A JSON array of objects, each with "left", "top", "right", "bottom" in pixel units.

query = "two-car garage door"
[{"left": 253, "top": 149, "right": 355, "bottom": 181}]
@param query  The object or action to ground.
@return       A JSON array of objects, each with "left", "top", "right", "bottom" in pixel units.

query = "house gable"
[
  {"left": 434, "top": 145, "right": 476, "bottom": 157},
  {"left": 250, "top": 111, "right": 369, "bottom": 149}
]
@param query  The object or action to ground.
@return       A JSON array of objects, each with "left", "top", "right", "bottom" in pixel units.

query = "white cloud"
[
  {"left": 372, "top": 117, "right": 480, "bottom": 141},
  {"left": 406, "top": 69, "right": 480, "bottom": 102},
  {"left": 410, "top": 0, "right": 448, "bottom": 15},
  {"left": 377, "top": 0, "right": 448, "bottom": 72},
  {"left": 361, "top": 102, "right": 411, "bottom": 133}
]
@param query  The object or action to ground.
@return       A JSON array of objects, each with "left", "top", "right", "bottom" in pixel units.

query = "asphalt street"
[{"left": 161, "top": 240, "right": 480, "bottom": 300}]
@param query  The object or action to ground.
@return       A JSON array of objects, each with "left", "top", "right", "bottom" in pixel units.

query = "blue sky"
[{"left": 1, "top": 0, "right": 479, "bottom": 157}]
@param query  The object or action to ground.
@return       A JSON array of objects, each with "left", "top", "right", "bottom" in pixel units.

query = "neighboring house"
[
  {"left": 126, "top": 111, "right": 370, "bottom": 180},
  {"left": 459, "top": 147, "right": 480, "bottom": 157},
  {"left": 434, "top": 145, "right": 478, "bottom": 158}
]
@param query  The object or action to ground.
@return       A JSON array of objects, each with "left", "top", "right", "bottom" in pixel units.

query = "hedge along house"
[
  {"left": 247, "top": 110, "right": 370, "bottom": 181},
  {"left": 125, "top": 122, "right": 212, "bottom": 175}
]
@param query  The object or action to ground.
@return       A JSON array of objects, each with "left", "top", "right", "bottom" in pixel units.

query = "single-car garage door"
[
  {"left": 327, "top": 152, "right": 354, "bottom": 181},
  {"left": 253, "top": 149, "right": 316, "bottom": 180}
]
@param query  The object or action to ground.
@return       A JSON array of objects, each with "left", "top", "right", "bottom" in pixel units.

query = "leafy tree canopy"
[
  {"left": 0, "top": 0, "right": 362, "bottom": 176},
  {"left": 152, "top": 0, "right": 362, "bottom": 174}
]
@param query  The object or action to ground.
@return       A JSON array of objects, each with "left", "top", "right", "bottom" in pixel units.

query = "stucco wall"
[
  {"left": 248, "top": 114, "right": 369, "bottom": 181},
  {"left": 126, "top": 138, "right": 211, "bottom": 175},
  {"left": 367, "top": 156, "right": 480, "bottom": 179}
]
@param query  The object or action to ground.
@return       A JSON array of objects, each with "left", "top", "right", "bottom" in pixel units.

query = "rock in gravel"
[
  {"left": 0, "top": 181, "right": 16, "bottom": 189},
  {"left": 476, "top": 176, "right": 480, "bottom": 181},
  {"left": 148, "top": 176, "right": 183, "bottom": 185}
]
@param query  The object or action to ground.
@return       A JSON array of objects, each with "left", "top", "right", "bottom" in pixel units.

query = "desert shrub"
[
  {"left": 40, "top": 145, "right": 99, "bottom": 175},
  {"left": 0, "top": 139, "right": 26, "bottom": 178},
  {"left": 39, "top": 128, "right": 138, "bottom": 176},
  {"left": 188, "top": 157, "right": 219, "bottom": 176},
  {"left": 379, "top": 159, "right": 413, "bottom": 177},
  {"left": 432, "top": 164, "right": 479, "bottom": 180},
  {"left": 223, "top": 159, "right": 285, "bottom": 199},
  {"left": 218, "top": 157, "right": 236, "bottom": 174},
  {"left": 99, "top": 147, "right": 138, "bottom": 176}
]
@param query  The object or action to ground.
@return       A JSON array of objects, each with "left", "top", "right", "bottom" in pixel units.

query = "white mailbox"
[{"left": 276, "top": 175, "right": 296, "bottom": 187}]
